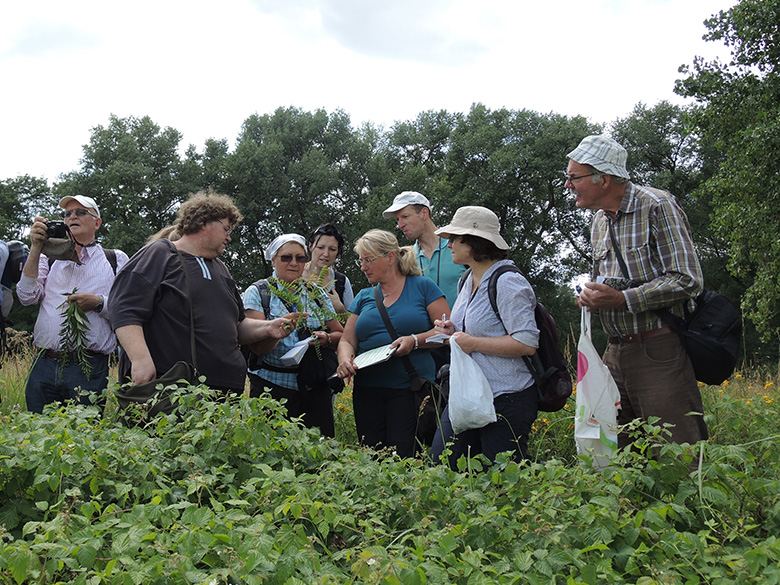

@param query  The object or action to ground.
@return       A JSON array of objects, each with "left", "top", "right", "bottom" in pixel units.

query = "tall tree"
[
  {"left": 676, "top": 0, "right": 780, "bottom": 343},
  {"left": 56, "top": 115, "right": 201, "bottom": 255},
  {"left": 225, "top": 107, "right": 389, "bottom": 288},
  {"left": 442, "top": 104, "right": 600, "bottom": 286},
  {"left": 0, "top": 175, "right": 56, "bottom": 240}
]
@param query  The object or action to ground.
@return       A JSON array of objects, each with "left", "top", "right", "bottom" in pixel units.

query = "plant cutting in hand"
[
  {"left": 268, "top": 276, "right": 339, "bottom": 360},
  {"left": 57, "top": 287, "right": 92, "bottom": 379}
]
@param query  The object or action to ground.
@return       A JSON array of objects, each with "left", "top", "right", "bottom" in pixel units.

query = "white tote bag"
[
  {"left": 575, "top": 308, "right": 621, "bottom": 469},
  {"left": 448, "top": 336, "right": 497, "bottom": 434}
]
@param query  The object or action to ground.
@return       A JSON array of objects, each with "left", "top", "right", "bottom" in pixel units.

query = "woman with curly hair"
[{"left": 110, "top": 191, "right": 293, "bottom": 394}]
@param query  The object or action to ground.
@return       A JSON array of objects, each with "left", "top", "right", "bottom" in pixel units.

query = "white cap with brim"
[
  {"left": 265, "top": 233, "right": 307, "bottom": 261},
  {"left": 434, "top": 206, "right": 509, "bottom": 250},
  {"left": 382, "top": 191, "right": 431, "bottom": 219},
  {"left": 566, "top": 135, "right": 630, "bottom": 179},
  {"left": 59, "top": 195, "right": 101, "bottom": 218}
]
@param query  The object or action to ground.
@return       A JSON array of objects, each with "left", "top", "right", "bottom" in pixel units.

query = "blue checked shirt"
[
  {"left": 590, "top": 182, "right": 703, "bottom": 338},
  {"left": 243, "top": 276, "right": 335, "bottom": 390}
]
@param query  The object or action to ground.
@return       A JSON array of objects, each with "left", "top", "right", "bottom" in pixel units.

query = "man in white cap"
[
  {"left": 566, "top": 135, "right": 707, "bottom": 447},
  {"left": 383, "top": 191, "right": 465, "bottom": 309},
  {"left": 16, "top": 195, "right": 130, "bottom": 413}
]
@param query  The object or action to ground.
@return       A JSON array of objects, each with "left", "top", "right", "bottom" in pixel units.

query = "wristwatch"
[{"left": 95, "top": 295, "right": 105, "bottom": 313}]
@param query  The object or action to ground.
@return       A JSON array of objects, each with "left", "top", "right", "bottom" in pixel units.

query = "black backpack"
[
  {"left": 458, "top": 264, "right": 573, "bottom": 412},
  {"left": 661, "top": 290, "right": 742, "bottom": 385},
  {"left": 1, "top": 240, "right": 29, "bottom": 289}
]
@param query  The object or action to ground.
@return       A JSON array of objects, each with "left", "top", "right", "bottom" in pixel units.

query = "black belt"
[
  {"left": 39, "top": 348, "right": 105, "bottom": 360},
  {"left": 608, "top": 325, "right": 675, "bottom": 345}
]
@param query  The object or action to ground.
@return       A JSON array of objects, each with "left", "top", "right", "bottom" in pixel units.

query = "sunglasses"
[
  {"left": 278, "top": 254, "right": 308, "bottom": 264},
  {"left": 62, "top": 209, "right": 98, "bottom": 219}
]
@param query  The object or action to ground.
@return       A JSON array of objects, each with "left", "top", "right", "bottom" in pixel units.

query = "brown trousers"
[{"left": 603, "top": 331, "right": 708, "bottom": 448}]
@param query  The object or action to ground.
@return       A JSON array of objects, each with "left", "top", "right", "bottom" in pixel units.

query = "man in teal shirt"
[{"left": 383, "top": 191, "right": 465, "bottom": 310}]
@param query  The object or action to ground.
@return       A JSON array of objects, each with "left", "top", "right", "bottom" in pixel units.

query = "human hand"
[
  {"left": 131, "top": 356, "right": 157, "bottom": 385},
  {"left": 268, "top": 317, "right": 295, "bottom": 339},
  {"left": 336, "top": 355, "right": 357, "bottom": 379},
  {"left": 451, "top": 331, "right": 477, "bottom": 354},
  {"left": 577, "top": 282, "right": 627, "bottom": 311},
  {"left": 390, "top": 335, "right": 415, "bottom": 357},
  {"left": 325, "top": 287, "right": 346, "bottom": 313},
  {"left": 434, "top": 316, "right": 454, "bottom": 335},
  {"left": 29, "top": 216, "right": 49, "bottom": 248},
  {"left": 67, "top": 292, "right": 101, "bottom": 312}
]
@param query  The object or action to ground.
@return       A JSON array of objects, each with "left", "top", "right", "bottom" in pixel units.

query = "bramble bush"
[{"left": 1, "top": 368, "right": 779, "bottom": 584}]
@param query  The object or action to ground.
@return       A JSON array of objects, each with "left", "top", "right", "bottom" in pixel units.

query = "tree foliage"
[
  {"left": 676, "top": 0, "right": 780, "bottom": 341},
  {"left": 0, "top": 175, "right": 56, "bottom": 240},
  {"left": 55, "top": 115, "right": 202, "bottom": 255}
]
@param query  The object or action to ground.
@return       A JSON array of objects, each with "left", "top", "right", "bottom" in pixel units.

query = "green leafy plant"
[{"left": 55, "top": 288, "right": 92, "bottom": 379}]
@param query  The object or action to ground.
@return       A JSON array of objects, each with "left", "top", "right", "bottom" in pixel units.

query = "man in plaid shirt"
[{"left": 566, "top": 135, "right": 707, "bottom": 448}]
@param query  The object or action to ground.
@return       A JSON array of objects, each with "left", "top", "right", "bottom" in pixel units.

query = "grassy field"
[
  {"left": 2, "top": 340, "right": 780, "bottom": 583},
  {"left": 3, "top": 340, "right": 780, "bottom": 462}
]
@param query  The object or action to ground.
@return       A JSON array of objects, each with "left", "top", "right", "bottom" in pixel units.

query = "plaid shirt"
[{"left": 590, "top": 182, "right": 703, "bottom": 338}]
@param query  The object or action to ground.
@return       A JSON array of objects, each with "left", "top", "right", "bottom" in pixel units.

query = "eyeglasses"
[
  {"left": 62, "top": 209, "right": 98, "bottom": 219},
  {"left": 563, "top": 171, "right": 598, "bottom": 184},
  {"left": 278, "top": 254, "right": 308, "bottom": 264},
  {"left": 355, "top": 253, "right": 388, "bottom": 268},
  {"left": 216, "top": 219, "right": 233, "bottom": 235}
]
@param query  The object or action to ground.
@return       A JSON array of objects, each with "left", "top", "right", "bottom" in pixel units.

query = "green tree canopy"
[
  {"left": 676, "top": 0, "right": 780, "bottom": 341},
  {"left": 55, "top": 114, "right": 202, "bottom": 255}
]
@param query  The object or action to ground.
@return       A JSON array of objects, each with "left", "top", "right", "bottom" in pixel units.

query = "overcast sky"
[{"left": 1, "top": 0, "right": 736, "bottom": 182}]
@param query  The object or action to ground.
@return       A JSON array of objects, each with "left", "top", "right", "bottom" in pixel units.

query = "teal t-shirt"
[
  {"left": 348, "top": 276, "right": 443, "bottom": 389},
  {"left": 414, "top": 238, "right": 465, "bottom": 310}
]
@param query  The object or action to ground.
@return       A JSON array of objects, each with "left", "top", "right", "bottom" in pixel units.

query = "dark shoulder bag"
[
  {"left": 373, "top": 286, "right": 445, "bottom": 446},
  {"left": 115, "top": 247, "right": 199, "bottom": 420}
]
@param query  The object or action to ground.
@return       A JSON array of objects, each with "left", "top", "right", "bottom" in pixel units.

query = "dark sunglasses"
[
  {"left": 278, "top": 254, "right": 308, "bottom": 263},
  {"left": 62, "top": 209, "right": 98, "bottom": 219}
]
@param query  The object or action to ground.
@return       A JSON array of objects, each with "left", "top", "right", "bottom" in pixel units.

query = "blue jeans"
[
  {"left": 432, "top": 386, "right": 538, "bottom": 469},
  {"left": 25, "top": 352, "right": 110, "bottom": 414}
]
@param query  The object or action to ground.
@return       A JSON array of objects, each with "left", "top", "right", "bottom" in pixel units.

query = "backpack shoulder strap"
[
  {"left": 457, "top": 268, "right": 472, "bottom": 293},
  {"left": 334, "top": 271, "right": 346, "bottom": 300},
  {"left": 486, "top": 264, "right": 523, "bottom": 323},
  {"left": 103, "top": 248, "right": 118, "bottom": 275},
  {"left": 252, "top": 279, "right": 272, "bottom": 317}
]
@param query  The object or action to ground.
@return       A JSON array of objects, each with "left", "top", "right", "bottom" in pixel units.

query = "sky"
[{"left": 1, "top": 0, "right": 737, "bottom": 183}]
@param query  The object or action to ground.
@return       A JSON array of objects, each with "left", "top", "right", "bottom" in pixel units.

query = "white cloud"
[{"left": 0, "top": 0, "right": 736, "bottom": 181}]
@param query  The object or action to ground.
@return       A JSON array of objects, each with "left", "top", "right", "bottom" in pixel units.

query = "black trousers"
[
  {"left": 353, "top": 383, "right": 418, "bottom": 458},
  {"left": 249, "top": 373, "right": 334, "bottom": 438}
]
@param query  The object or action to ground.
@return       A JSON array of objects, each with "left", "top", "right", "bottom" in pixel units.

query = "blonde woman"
[{"left": 337, "top": 229, "right": 449, "bottom": 457}]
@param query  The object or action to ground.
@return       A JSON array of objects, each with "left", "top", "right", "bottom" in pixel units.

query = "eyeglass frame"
[
  {"left": 62, "top": 208, "right": 99, "bottom": 219},
  {"left": 354, "top": 252, "right": 388, "bottom": 268},
  {"left": 563, "top": 171, "right": 599, "bottom": 184},
  {"left": 215, "top": 218, "right": 233, "bottom": 235}
]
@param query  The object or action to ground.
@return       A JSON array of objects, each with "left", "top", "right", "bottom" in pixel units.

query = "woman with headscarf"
[{"left": 243, "top": 233, "right": 344, "bottom": 437}]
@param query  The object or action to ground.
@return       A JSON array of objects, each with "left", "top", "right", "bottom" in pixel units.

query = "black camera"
[{"left": 46, "top": 220, "right": 68, "bottom": 239}]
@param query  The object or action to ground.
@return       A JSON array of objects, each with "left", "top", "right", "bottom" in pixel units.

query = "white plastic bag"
[
  {"left": 448, "top": 336, "right": 497, "bottom": 434},
  {"left": 575, "top": 308, "right": 621, "bottom": 469}
]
